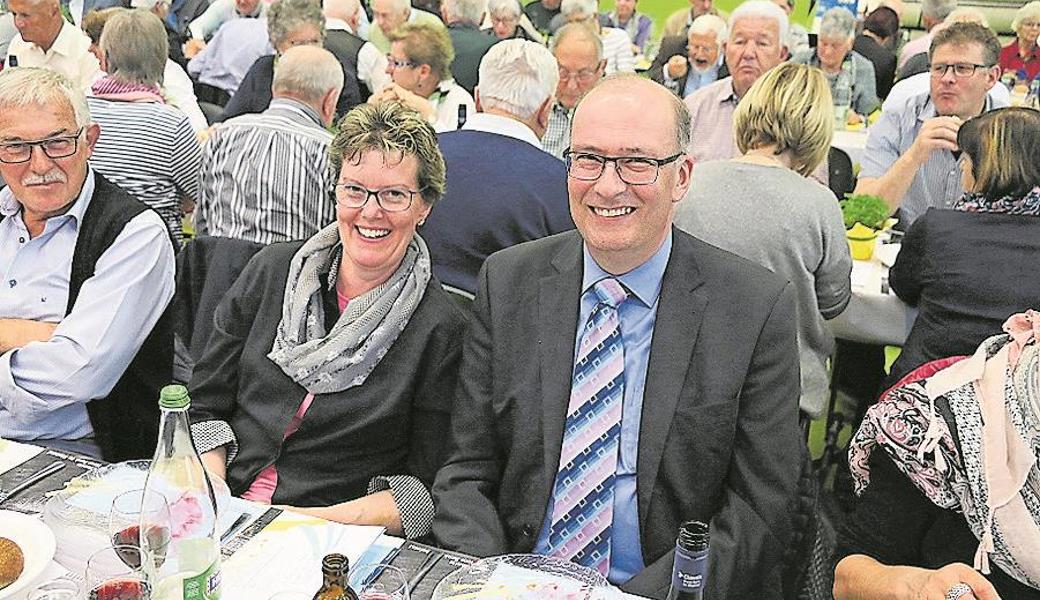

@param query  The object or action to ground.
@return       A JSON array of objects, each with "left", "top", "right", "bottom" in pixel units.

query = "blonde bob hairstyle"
[{"left": 733, "top": 62, "right": 833, "bottom": 177}]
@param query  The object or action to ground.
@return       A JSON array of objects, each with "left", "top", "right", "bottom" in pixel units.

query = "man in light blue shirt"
[
  {"left": 0, "top": 67, "right": 174, "bottom": 460},
  {"left": 433, "top": 75, "right": 802, "bottom": 599}
]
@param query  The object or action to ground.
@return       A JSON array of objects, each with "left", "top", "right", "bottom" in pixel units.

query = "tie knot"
[{"left": 592, "top": 278, "right": 627, "bottom": 308}]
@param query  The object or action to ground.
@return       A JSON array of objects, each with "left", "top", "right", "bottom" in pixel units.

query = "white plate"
[{"left": 0, "top": 509, "right": 57, "bottom": 599}]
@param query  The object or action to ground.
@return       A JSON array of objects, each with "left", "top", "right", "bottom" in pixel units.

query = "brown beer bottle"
[{"left": 313, "top": 554, "right": 360, "bottom": 600}]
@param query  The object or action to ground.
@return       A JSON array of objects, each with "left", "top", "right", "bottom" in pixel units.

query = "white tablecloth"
[
  {"left": 832, "top": 129, "right": 869, "bottom": 165},
  {"left": 827, "top": 241, "right": 917, "bottom": 347}
]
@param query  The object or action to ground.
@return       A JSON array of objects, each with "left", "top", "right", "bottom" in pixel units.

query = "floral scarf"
[
  {"left": 954, "top": 185, "right": 1040, "bottom": 216},
  {"left": 849, "top": 311, "right": 1040, "bottom": 588}
]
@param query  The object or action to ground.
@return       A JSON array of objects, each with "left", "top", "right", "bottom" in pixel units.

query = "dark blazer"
[
  {"left": 219, "top": 52, "right": 362, "bottom": 122},
  {"left": 647, "top": 35, "right": 728, "bottom": 97},
  {"left": 432, "top": 228, "right": 803, "bottom": 599},
  {"left": 887, "top": 208, "right": 1040, "bottom": 385},
  {"left": 189, "top": 241, "right": 467, "bottom": 505},
  {"left": 854, "top": 33, "right": 896, "bottom": 99},
  {"left": 447, "top": 23, "right": 498, "bottom": 95}
]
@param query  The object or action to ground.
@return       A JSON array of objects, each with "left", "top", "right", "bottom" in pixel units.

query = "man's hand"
[
  {"left": 909, "top": 116, "right": 962, "bottom": 165},
  {"left": 0, "top": 319, "right": 58, "bottom": 353},
  {"left": 183, "top": 38, "right": 206, "bottom": 59},
  {"left": 666, "top": 55, "right": 689, "bottom": 80}
]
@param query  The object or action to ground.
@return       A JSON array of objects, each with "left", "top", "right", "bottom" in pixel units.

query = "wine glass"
[
  {"left": 27, "top": 578, "right": 80, "bottom": 600},
  {"left": 108, "top": 489, "right": 172, "bottom": 570},
  {"left": 352, "top": 564, "right": 409, "bottom": 600},
  {"left": 84, "top": 545, "right": 151, "bottom": 600}
]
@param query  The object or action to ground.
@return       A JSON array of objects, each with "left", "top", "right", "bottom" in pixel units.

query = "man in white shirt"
[
  {"left": 323, "top": 0, "right": 389, "bottom": 97},
  {"left": 6, "top": 0, "right": 101, "bottom": 91},
  {"left": 182, "top": 0, "right": 265, "bottom": 58},
  {"left": 421, "top": 40, "right": 574, "bottom": 296}
]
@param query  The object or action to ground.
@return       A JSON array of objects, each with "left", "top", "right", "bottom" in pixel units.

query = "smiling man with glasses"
[
  {"left": 0, "top": 67, "right": 175, "bottom": 461},
  {"left": 856, "top": 22, "right": 1005, "bottom": 227},
  {"left": 433, "top": 74, "right": 802, "bottom": 599}
]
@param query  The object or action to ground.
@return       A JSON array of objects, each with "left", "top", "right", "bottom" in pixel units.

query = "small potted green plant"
[{"left": 840, "top": 194, "right": 889, "bottom": 260}]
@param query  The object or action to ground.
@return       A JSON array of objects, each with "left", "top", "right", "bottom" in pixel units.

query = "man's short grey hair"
[
  {"left": 689, "top": 13, "right": 727, "bottom": 47},
  {"left": 0, "top": 68, "right": 91, "bottom": 129},
  {"left": 560, "top": 0, "right": 596, "bottom": 19},
  {"left": 273, "top": 45, "right": 344, "bottom": 105},
  {"left": 728, "top": 0, "right": 789, "bottom": 48},
  {"left": 478, "top": 39, "right": 558, "bottom": 120},
  {"left": 443, "top": 0, "right": 486, "bottom": 24},
  {"left": 551, "top": 22, "right": 603, "bottom": 62},
  {"left": 487, "top": 0, "right": 521, "bottom": 19},
  {"left": 323, "top": 0, "right": 360, "bottom": 19},
  {"left": 921, "top": 0, "right": 957, "bottom": 22},
  {"left": 818, "top": 7, "right": 856, "bottom": 40},
  {"left": 100, "top": 9, "right": 169, "bottom": 86},
  {"left": 267, "top": 0, "right": 326, "bottom": 48}
]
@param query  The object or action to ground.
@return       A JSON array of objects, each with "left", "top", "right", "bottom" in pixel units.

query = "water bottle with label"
[{"left": 141, "top": 385, "right": 222, "bottom": 600}]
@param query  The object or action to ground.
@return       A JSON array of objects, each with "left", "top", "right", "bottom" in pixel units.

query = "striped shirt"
[
  {"left": 601, "top": 26, "right": 636, "bottom": 75},
  {"left": 860, "top": 92, "right": 1007, "bottom": 226},
  {"left": 195, "top": 98, "right": 335, "bottom": 244},
  {"left": 86, "top": 97, "right": 202, "bottom": 240}
]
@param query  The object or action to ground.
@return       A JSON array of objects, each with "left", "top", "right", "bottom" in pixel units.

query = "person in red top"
[{"left": 999, "top": 1, "right": 1040, "bottom": 81}]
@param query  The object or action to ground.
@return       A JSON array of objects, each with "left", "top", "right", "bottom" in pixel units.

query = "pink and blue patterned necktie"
[{"left": 546, "top": 277, "right": 628, "bottom": 577}]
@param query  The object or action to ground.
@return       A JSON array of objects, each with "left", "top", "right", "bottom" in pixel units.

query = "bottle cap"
[{"left": 159, "top": 384, "right": 190, "bottom": 409}]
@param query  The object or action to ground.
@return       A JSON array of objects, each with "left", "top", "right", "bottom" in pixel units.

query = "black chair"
[{"left": 828, "top": 146, "right": 855, "bottom": 200}]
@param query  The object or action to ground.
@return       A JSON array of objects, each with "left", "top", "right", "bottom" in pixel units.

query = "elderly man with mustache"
[{"left": 0, "top": 67, "right": 175, "bottom": 462}]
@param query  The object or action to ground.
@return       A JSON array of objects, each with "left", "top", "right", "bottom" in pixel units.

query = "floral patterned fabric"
[{"left": 954, "top": 185, "right": 1040, "bottom": 216}]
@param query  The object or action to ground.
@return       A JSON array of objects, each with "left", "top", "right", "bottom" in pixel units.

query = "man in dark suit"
[
  {"left": 432, "top": 75, "right": 803, "bottom": 599},
  {"left": 422, "top": 39, "right": 573, "bottom": 297},
  {"left": 647, "top": 14, "right": 728, "bottom": 98},
  {"left": 441, "top": 0, "right": 497, "bottom": 94}
]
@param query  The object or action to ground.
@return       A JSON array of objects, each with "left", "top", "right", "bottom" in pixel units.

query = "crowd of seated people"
[{"left": 1, "top": 0, "right": 1039, "bottom": 598}]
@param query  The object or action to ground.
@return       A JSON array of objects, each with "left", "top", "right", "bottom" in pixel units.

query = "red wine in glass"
[
  {"left": 111, "top": 525, "right": 172, "bottom": 569},
  {"left": 88, "top": 578, "right": 151, "bottom": 600}
]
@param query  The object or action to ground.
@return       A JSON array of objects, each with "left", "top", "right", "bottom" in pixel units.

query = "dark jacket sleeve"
[
  {"left": 647, "top": 36, "right": 686, "bottom": 84},
  {"left": 219, "top": 58, "right": 268, "bottom": 122},
  {"left": 431, "top": 260, "right": 512, "bottom": 557}
]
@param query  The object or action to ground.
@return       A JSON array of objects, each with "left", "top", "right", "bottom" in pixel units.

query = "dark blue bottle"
[{"left": 665, "top": 521, "right": 710, "bottom": 600}]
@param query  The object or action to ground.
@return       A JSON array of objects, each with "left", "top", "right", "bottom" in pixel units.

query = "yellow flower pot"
[{"left": 846, "top": 223, "right": 878, "bottom": 261}]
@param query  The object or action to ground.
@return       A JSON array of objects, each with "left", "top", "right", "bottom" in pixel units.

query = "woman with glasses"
[
  {"left": 187, "top": 102, "right": 467, "bottom": 538},
  {"left": 482, "top": 0, "right": 544, "bottom": 43},
  {"left": 999, "top": 1, "right": 1040, "bottom": 82},
  {"left": 673, "top": 62, "right": 852, "bottom": 420},
  {"left": 368, "top": 23, "right": 475, "bottom": 132}
]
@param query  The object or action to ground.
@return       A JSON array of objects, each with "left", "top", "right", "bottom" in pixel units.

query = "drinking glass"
[
  {"left": 27, "top": 578, "right": 80, "bottom": 600},
  {"left": 833, "top": 87, "right": 852, "bottom": 131},
  {"left": 84, "top": 545, "right": 151, "bottom": 600},
  {"left": 108, "top": 489, "right": 172, "bottom": 570},
  {"left": 352, "top": 564, "right": 409, "bottom": 600}
]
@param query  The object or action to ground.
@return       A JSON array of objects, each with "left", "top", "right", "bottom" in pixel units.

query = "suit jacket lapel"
[
  {"left": 539, "top": 235, "right": 584, "bottom": 504},
  {"left": 636, "top": 231, "right": 709, "bottom": 528}
]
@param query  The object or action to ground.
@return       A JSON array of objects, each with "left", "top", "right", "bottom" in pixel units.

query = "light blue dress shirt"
[
  {"left": 0, "top": 169, "right": 176, "bottom": 441},
  {"left": 534, "top": 233, "right": 673, "bottom": 584},
  {"left": 683, "top": 64, "right": 720, "bottom": 98}
]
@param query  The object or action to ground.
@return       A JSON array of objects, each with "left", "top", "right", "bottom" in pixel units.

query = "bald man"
[
  {"left": 6, "top": 0, "right": 101, "bottom": 90},
  {"left": 432, "top": 75, "right": 802, "bottom": 599}
]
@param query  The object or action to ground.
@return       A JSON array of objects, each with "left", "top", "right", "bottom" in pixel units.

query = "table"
[
  {"left": 827, "top": 240, "right": 917, "bottom": 347},
  {"left": 832, "top": 128, "right": 869, "bottom": 166},
  {"left": 0, "top": 440, "right": 645, "bottom": 600}
]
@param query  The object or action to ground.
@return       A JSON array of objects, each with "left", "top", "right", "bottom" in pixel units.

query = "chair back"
[{"left": 828, "top": 146, "right": 855, "bottom": 200}]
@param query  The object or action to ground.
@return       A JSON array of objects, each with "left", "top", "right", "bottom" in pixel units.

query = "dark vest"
[
  {"left": 2, "top": 174, "right": 174, "bottom": 461},
  {"left": 324, "top": 29, "right": 369, "bottom": 101}
]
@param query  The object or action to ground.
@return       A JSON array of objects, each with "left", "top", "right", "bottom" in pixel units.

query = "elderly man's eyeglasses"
[
  {"left": 335, "top": 183, "right": 420, "bottom": 212},
  {"left": 558, "top": 67, "right": 599, "bottom": 84},
  {"left": 563, "top": 150, "right": 683, "bottom": 185},
  {"left": 929, "top": 62, "right": 994, "bottom": 78},
  {"left": 0, "top": 128, "right": 84, "bottom": 164},
  {"left": 386, "top": 55, "right": 417, "bottom": 70}
]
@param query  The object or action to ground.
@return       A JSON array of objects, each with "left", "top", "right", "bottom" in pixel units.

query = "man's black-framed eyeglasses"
[
  {"left": 335, "top": 183, "right": 421, "bottom": 212},
  {"left": 0, "top": 128, "right": 84, "bottom": 164},
  {"left": 563, "top": 149, "right": 684, "bottom": 185},
  {"left": 928, "top": 62, "right": 994, "bottom": 78}
]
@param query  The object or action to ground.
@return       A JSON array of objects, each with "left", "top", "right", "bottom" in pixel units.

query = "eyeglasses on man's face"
[
  {"left": 335, "top": 183, "right": 421, "bottom": 212},
  {"left": 928, "top": 62, "right": 994, "bottom": 78},
  {"left": 558, "top": 66, "right": 600, "bottom": 84},
  {"left": 386, "top": 55, "right": 417, "bottom": 70},
  {"left": 563, "top": 150, "right": 684, "bottom": 185},
  {"left": 0, "top": 128, "right": 84, "bottom": 164}
]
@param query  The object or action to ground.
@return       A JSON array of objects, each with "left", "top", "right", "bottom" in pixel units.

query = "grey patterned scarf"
[{"left": 268, "top": 223, "right": 431, "bottom": 394}]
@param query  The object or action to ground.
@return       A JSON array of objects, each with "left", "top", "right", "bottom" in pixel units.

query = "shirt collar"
[
  {"left": 716, "top": 76, "right": 739, "bottom": 105},
  {"left": 462, "top": 113, "right": 541, "bottom": 147},
  {"left": 581, "top": 231, "right": 672, "bottom": 308},
  {"left": 0, "top": 167, "right": 96, "bottom": 224},
  {"left": 48, "top": 21, "right": 83, "bottom": 57},
  {"left": 268, "top": 97, "right": 325, "bottom": 127}
]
